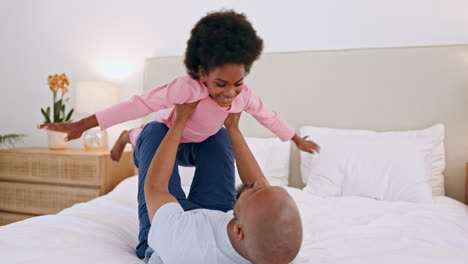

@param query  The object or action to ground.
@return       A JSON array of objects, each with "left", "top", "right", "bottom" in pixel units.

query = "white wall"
[{"left": 1, "top": 0, "right": 467, "bottom": 148}]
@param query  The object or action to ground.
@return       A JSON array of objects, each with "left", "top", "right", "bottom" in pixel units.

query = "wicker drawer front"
[
  {"left": 0, "top": 153, "right": 101, "bottom": 186},
  {"left": 0, "top": 181, "right": 100, "bottom": 215},
  {"left": 0, "top": 212, "right": 35, "bottom": 226}
]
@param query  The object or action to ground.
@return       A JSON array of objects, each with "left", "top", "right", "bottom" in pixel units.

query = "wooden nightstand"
[{"left": 0, "top": 147, "right": 136, "bottom": 225}]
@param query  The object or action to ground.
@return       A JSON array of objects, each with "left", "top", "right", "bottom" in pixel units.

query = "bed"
[
  {"left": 2, "top": 45, "right": 468, "bottom": 263},
  {"left": 1, "top": 176, "right": 467, "bottom": 263}
]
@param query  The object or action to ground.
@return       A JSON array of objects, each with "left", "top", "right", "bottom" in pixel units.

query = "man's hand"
[
  {"left": 224, "top": 112, "right": 241, "bottom": 130},
  {"left": 174, "top": 101, "right": 199, "bottom": 124}
]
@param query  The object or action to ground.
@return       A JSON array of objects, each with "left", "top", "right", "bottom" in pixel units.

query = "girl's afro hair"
[{"left": 184, "top": 10, "right": 263, "bottom": 79}]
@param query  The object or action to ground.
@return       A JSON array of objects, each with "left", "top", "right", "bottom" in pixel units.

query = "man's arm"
[
  {"left": 144, "top": 102, "right": 199, "bottom": 222},
  {"left": 224, "top": 113, "right": 269, "bottom": 187}
]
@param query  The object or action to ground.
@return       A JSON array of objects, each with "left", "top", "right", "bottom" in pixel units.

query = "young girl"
[{"left": 39, "top": 10, "right": 319, "bottom": 260}]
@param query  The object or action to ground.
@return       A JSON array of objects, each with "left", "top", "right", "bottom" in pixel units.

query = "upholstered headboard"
[{"left": 144, "top": 45, "right": 468, "bottom": 203}]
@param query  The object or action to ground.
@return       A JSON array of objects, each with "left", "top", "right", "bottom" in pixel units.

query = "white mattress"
[{"left": 1, "top": 176, "right": 468, "bottom": 264}]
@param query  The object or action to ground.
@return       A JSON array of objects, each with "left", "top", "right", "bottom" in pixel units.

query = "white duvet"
[{"left": 1, "top": 176, "right": 467, "bottom": 264}]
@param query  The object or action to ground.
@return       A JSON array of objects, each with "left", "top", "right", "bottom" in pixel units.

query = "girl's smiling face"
[{"left": 199, "top": 64, "right": 245, "bottom": 107}]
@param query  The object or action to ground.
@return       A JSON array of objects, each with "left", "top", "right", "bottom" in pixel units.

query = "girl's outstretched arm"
[
  {"left": 243, "top": 85, "right": 294, "bottom": 141},
  {"left": 244, "top": 85, "right": 320, "bottom": 154},
  {"left": 38, "top": 76, "right": 206, "bottom": 141},
  {"left": 95, "top": 76, "right": 205, "bottom": 130}
]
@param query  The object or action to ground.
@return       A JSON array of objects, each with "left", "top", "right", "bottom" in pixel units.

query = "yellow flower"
[
  {"left": 47, "top": 73, "right": 70, "bottom": 94},
  {"left": 50, "top": 84, "right": 59, "bottom": 93},
  {"left": 60, "top": 73, "right": 70, "bottom": 86},
  {"left": 48, "top": 75, "right": 60, "bottom": 92},
  {"left": 57, "top": 73, "right": 70, "bottom": 94},
  {"left": 58, "top": 78, "right": 64, "bottom": 87},
  {"left": 48, "top": 75, "right": 57, "bottom": 87}
]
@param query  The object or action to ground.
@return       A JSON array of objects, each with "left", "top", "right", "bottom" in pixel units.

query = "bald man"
[{"left": 144, "top": 101, "right": 303, "bottom": 264}]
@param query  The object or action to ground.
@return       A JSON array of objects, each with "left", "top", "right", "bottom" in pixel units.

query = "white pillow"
[
  {"left": 178, "top": 137, "right": 291, "bottom": 187},
  {"left": 300, "top": 124, "right": 445, "bottom": 202}
]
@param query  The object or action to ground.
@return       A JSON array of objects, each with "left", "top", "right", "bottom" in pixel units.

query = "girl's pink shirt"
[{"left": 95, "top": 75, "right": 295, "bottom": 144}]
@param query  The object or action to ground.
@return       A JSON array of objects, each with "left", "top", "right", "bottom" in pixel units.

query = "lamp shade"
[{"left": 75, "top": 81, "right": 119, "bottom": 114}]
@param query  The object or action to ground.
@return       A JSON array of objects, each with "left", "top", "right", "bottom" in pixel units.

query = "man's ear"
[
  {"left": 198, "top": 66, "right": 207, "bottom": 82},
  {"left": 234, "top": 223, "right": 244, "bottom": 241}
]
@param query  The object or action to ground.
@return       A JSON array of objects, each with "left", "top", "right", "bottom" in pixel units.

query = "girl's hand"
[
  {"left": 292, "top": 134, "right": 320, "bottom": 154},
  {"left": 37, "top": 121, "right": 86, "bottom": 141},
  {"left": 37, "top": 114, "right": 98, "bottom": 141}
]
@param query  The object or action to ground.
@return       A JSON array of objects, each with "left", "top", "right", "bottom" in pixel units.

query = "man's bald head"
[{"left": 232, "top": 185, "right": 303, "bottom": 264}]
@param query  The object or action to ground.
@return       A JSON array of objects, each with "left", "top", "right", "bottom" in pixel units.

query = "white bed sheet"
[{"left": 1, "top": 176, "right": 468, "bottom": 264}]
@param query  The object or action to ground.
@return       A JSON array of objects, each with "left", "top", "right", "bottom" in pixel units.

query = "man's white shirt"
[{"left": 148, "top": 202, "right": 251, "bottom": 264}]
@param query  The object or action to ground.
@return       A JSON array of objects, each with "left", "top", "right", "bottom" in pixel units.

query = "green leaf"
[
  {"left": 41, "top": 108, "right": 51, "bottom": 123},
  {"left": 0, "top": 134, "right": 26, "bottom": 148},
  {"left": 62, "top": 104, "right": 66, "bottom": 121},
  {"left": 54, "top": 99, "right": 62, "bottom": 123},
  {"left": 55, "top": 99, "right": 62, "bottom": 108},
  {"left": 65, "top": 108, "right": 74, "bottom": 122}
]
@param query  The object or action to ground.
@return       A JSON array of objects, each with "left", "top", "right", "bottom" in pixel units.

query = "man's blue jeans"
[{"left": 133, "top": 122, "right": 236, "bottom": 259}]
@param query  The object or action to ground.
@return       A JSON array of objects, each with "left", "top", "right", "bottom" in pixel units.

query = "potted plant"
[
  {"left": 0, "top": 134, "right": 26, "bottom": 149},
  {"left": 40, "top": 73, "right": 74, "bottom": 149}
]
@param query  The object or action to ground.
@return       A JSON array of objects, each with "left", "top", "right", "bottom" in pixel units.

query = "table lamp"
[{"left": 75, "top": 81, "right": 119, "bottom": 151}]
